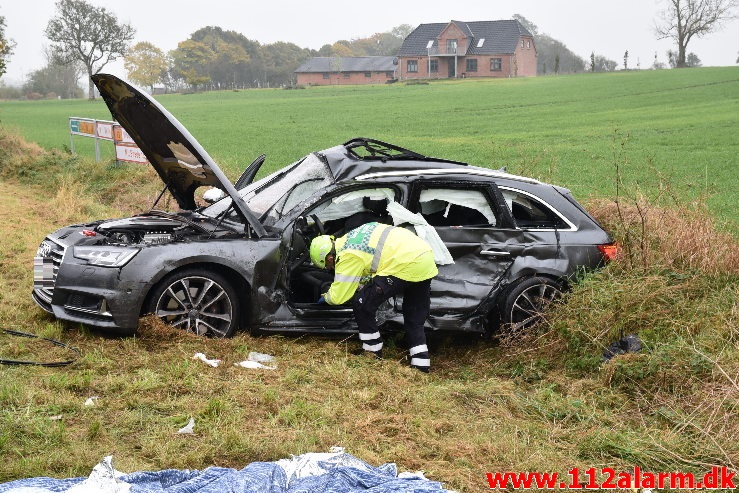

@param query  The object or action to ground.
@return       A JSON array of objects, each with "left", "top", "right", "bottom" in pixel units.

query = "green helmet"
[{"left": 309, "top": 235, "right": 335, "bottom": 268}]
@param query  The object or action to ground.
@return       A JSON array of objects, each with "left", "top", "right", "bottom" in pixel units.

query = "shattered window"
[
  {"left": 418, "top": 188, "right": 497, "bottom": 227},
  {"left": 312, "top": 188, "right": 395, "bottom": 223},
  {"left": 501, "top": 188, "right": 570, "bottom": 230},
  {"left": 203, "top": 153, "right": 331, "bottom": 223}
]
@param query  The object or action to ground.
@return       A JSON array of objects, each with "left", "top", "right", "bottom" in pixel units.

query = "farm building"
[
  {"left": 295, "top": 56, "right": 397, "bottom": 86},
  {"left": 397, "top": 19, "right": 536, "bottom": 80}
]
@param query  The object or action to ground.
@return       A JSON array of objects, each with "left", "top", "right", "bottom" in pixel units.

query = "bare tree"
[
  {"left": 655, "top": 0, "right": 738, "bottom": 67},
  {"left": 45, "top": 0, "right": 135, "bottom": 98}
]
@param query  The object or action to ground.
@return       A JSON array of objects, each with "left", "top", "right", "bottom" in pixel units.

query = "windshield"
[{"left": 203, "top": 153, "right": 332, "bottom": 223}]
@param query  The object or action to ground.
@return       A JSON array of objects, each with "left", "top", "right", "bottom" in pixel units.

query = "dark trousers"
[{"left": 353, "top": 275, "right": 432, "bottom": 370}]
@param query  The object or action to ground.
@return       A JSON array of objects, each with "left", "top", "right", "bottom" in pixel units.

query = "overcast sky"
[{"left": 2, "top": 0, "right": 737, "bottom": 85}]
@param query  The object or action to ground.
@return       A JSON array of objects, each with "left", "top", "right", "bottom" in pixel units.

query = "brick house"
[
  {"left": 397, "top": 20, "right": 536, "bottom": 80},
  {"left": 295, "top": 56, "right": 397, "bottom": 86}
]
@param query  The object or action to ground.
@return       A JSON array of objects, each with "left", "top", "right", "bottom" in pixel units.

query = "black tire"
[
  {"left": 147, "top": 268, "right": 240, "bottom": 337},
  {"left": 500, "top": 276, "right": 563, "bottom": 332}
]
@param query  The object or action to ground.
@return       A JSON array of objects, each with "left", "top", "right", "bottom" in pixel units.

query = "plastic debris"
[
  {"left": 235, "top": 351, "right": 277, "bottom": 370},
  {"left": 247, "top": 351, "right": 275, "bottom": 363},
  {"left": 177, "top": 417, "right": 195, "bottom": 434},
  {"left": 234, "top": 360, "right": 276, "bottom": 370},
  {"left": 49, "top": 415, "right": 62, "bottom": 421},
  {"left": 67, "top": 456, "right": 130, "bottom": 493},
  {"left": 84, "top": 396, "right": 100, "bottom": 407},
  {"left": 192, "top": 352, "right": 221, "bottom": 367}
]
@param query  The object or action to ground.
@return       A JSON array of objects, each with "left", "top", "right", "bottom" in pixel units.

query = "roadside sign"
[
  {"left": 113, "top": 125, "right": 135, "bottom": 144},
  {"left": 115, "top": 143, "right": 148, "bottom": 164},
  {"left": 69, "top": 118, "right": 96, "bottom": 137},
  {"left": 69, "top": 117, "right": 148, "bottom": 165},
  {"left": 96, "top": 121, "right": 114, "bottom": 141}
]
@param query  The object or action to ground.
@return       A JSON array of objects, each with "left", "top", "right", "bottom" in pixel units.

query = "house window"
[
  {"left": 491, "top": 58, "right": 502, "bottom": 71},
  {"left": 430, "top": 59, "right": 438, "bottom": 73},
  {"left": 521, "top": 40, "right": 525, "bottom": 48},
  {"left": 527, "top": 40, "right": 531, "bottom": 49},
  {"left": 446, "top": 39, "right": 458, "bottom": 54},
  {"left": 365, "top": 72, "right": 372, "bottom": 78},
  {"left": 385, "top": 71, "right": 394, "bottom": 78},
  {"left": 407, "top": 60, "right": 418, "bottom": 73},
  {"left": 466, "top": 58, "right": 478, "bottom": 72},
  {"left": 322, "top": 73, "right": 330, "bottom": 79},
  {"left": 343, "top": 73, "right": 350, "bottom": 78}
]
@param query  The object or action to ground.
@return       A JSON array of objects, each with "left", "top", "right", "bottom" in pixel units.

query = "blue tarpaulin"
[{"left": 0, "top": 451, "right": 450, "bottom": 493}]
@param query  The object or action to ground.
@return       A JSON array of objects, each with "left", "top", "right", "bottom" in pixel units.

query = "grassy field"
[
  {"left": 1, "top": 67, "right": 737, "bottom": 233},
  {"left": 0, "top": 70, "right": 737, "bottom": 492}
]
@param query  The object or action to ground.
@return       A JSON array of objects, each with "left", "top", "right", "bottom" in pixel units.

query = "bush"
[{"left": 0, "top": 85, "right": 23, "bottom": 100}]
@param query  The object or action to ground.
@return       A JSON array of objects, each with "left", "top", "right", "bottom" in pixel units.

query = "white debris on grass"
[
  {"left": 235, "top": 351, "right": 277, "bottom": 370},
  {"left": 177, "top": 417, "right": 195, "bottom": 434},
  {"left": 192, "top": 352, "right": 221, "bottom": 367},
  {"left": 84, "top": 396, "right": 100, "bottom": 407},
  {"left": 67, "top": 456, "right": 130, "bottom": 493}
]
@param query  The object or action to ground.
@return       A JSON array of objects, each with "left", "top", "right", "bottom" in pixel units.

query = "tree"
[
  {"left": 24, "top": 50, "right": 84, "bottom": 99},
  {"left": 686, "top": 52, "right": 703, "bottom": 66},
  {"left": 45, "top": 0, "right": 135, "bottom": 98},
  {"left": 592, "top": 54, "right": 618, "bottom": 71},
  {"left": 513, "top": 14, "right": 586, "bottom": 74},
  {"left": 190, "top": 27, "right": 261, "bottom": 89},
  {"left": 125, "top": 42, "right": 168, "bottom": 93},
  {"left": 624, "top": 50, "right": 629, "bottom": 70},
  {"left": 0, "top": 14, "right": 16, "bottom": 78},
  {"left": 655, "top": 0, "right": 738, "bottom": 68},
  {"left": 170, "top": 40, "right": 214, "bottom": 90},
  {"left": 260, "top": 42, "right": 311, "bottom": 86}
]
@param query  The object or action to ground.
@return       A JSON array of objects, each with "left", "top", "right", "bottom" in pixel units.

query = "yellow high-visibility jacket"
[{"left": 323, "top": 222, "right": 438, "bottom": 305}]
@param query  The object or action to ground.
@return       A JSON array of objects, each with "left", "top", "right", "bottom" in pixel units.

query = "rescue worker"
[{"left": 309, "top": 222, "right": 438, "bottom": 372}]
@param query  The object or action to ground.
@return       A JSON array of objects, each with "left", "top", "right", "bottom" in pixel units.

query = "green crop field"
[{"left": 1, "top": 67, "right": 737, "bottom": 232}]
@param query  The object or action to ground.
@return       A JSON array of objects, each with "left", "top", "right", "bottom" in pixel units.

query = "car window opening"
[
  {"left": 501, "top": 189, "right": 569, "bottom": 229},
  {"left": 419, "top": 188, "right": 497, "bottom": 227}
]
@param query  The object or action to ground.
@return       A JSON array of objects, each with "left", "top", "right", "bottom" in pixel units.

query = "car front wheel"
[
  {"left": 147, "top": 269, "right": 239, "bottom": 337},
  {"left": 500, "top": 276, "right": 563, "bottom": 332}
]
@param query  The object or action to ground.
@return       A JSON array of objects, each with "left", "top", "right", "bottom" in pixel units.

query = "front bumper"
[{"left": 33, "top": 236, "right": 143, "bottom": 334}]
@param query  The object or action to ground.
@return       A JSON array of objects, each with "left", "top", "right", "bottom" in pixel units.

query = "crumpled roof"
[{"left": 295, "top": 56, "right": 396, "bottom": 73}]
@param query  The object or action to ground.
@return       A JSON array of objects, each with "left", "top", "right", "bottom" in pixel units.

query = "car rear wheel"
[
  {"left": 500, "top": 277, "right": 563, "bottom": 332},
  {"left": 147, "top": 269, "right": 239, "bottom": 337}
]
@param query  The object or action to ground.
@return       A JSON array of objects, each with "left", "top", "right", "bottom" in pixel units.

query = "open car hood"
[{"left": 91, "top": 74, "right": 266, "bottom": 237}]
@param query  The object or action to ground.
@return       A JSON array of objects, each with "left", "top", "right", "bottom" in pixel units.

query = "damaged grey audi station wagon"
[{"left": 33, "top": 74, "right": 618, "bottom": 338}]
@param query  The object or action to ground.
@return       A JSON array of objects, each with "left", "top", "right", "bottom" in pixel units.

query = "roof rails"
[{"left": 343, "top": 137, "right": 467, "bottom": 166}]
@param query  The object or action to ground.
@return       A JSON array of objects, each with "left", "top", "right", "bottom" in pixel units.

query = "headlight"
[{"left": 73, "top": 246, "right": 140, "bottom": 267}]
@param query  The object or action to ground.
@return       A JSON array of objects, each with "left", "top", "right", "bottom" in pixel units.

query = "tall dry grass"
[{"left": 589, "top": 197, "right": 739, "bottom": 276}]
